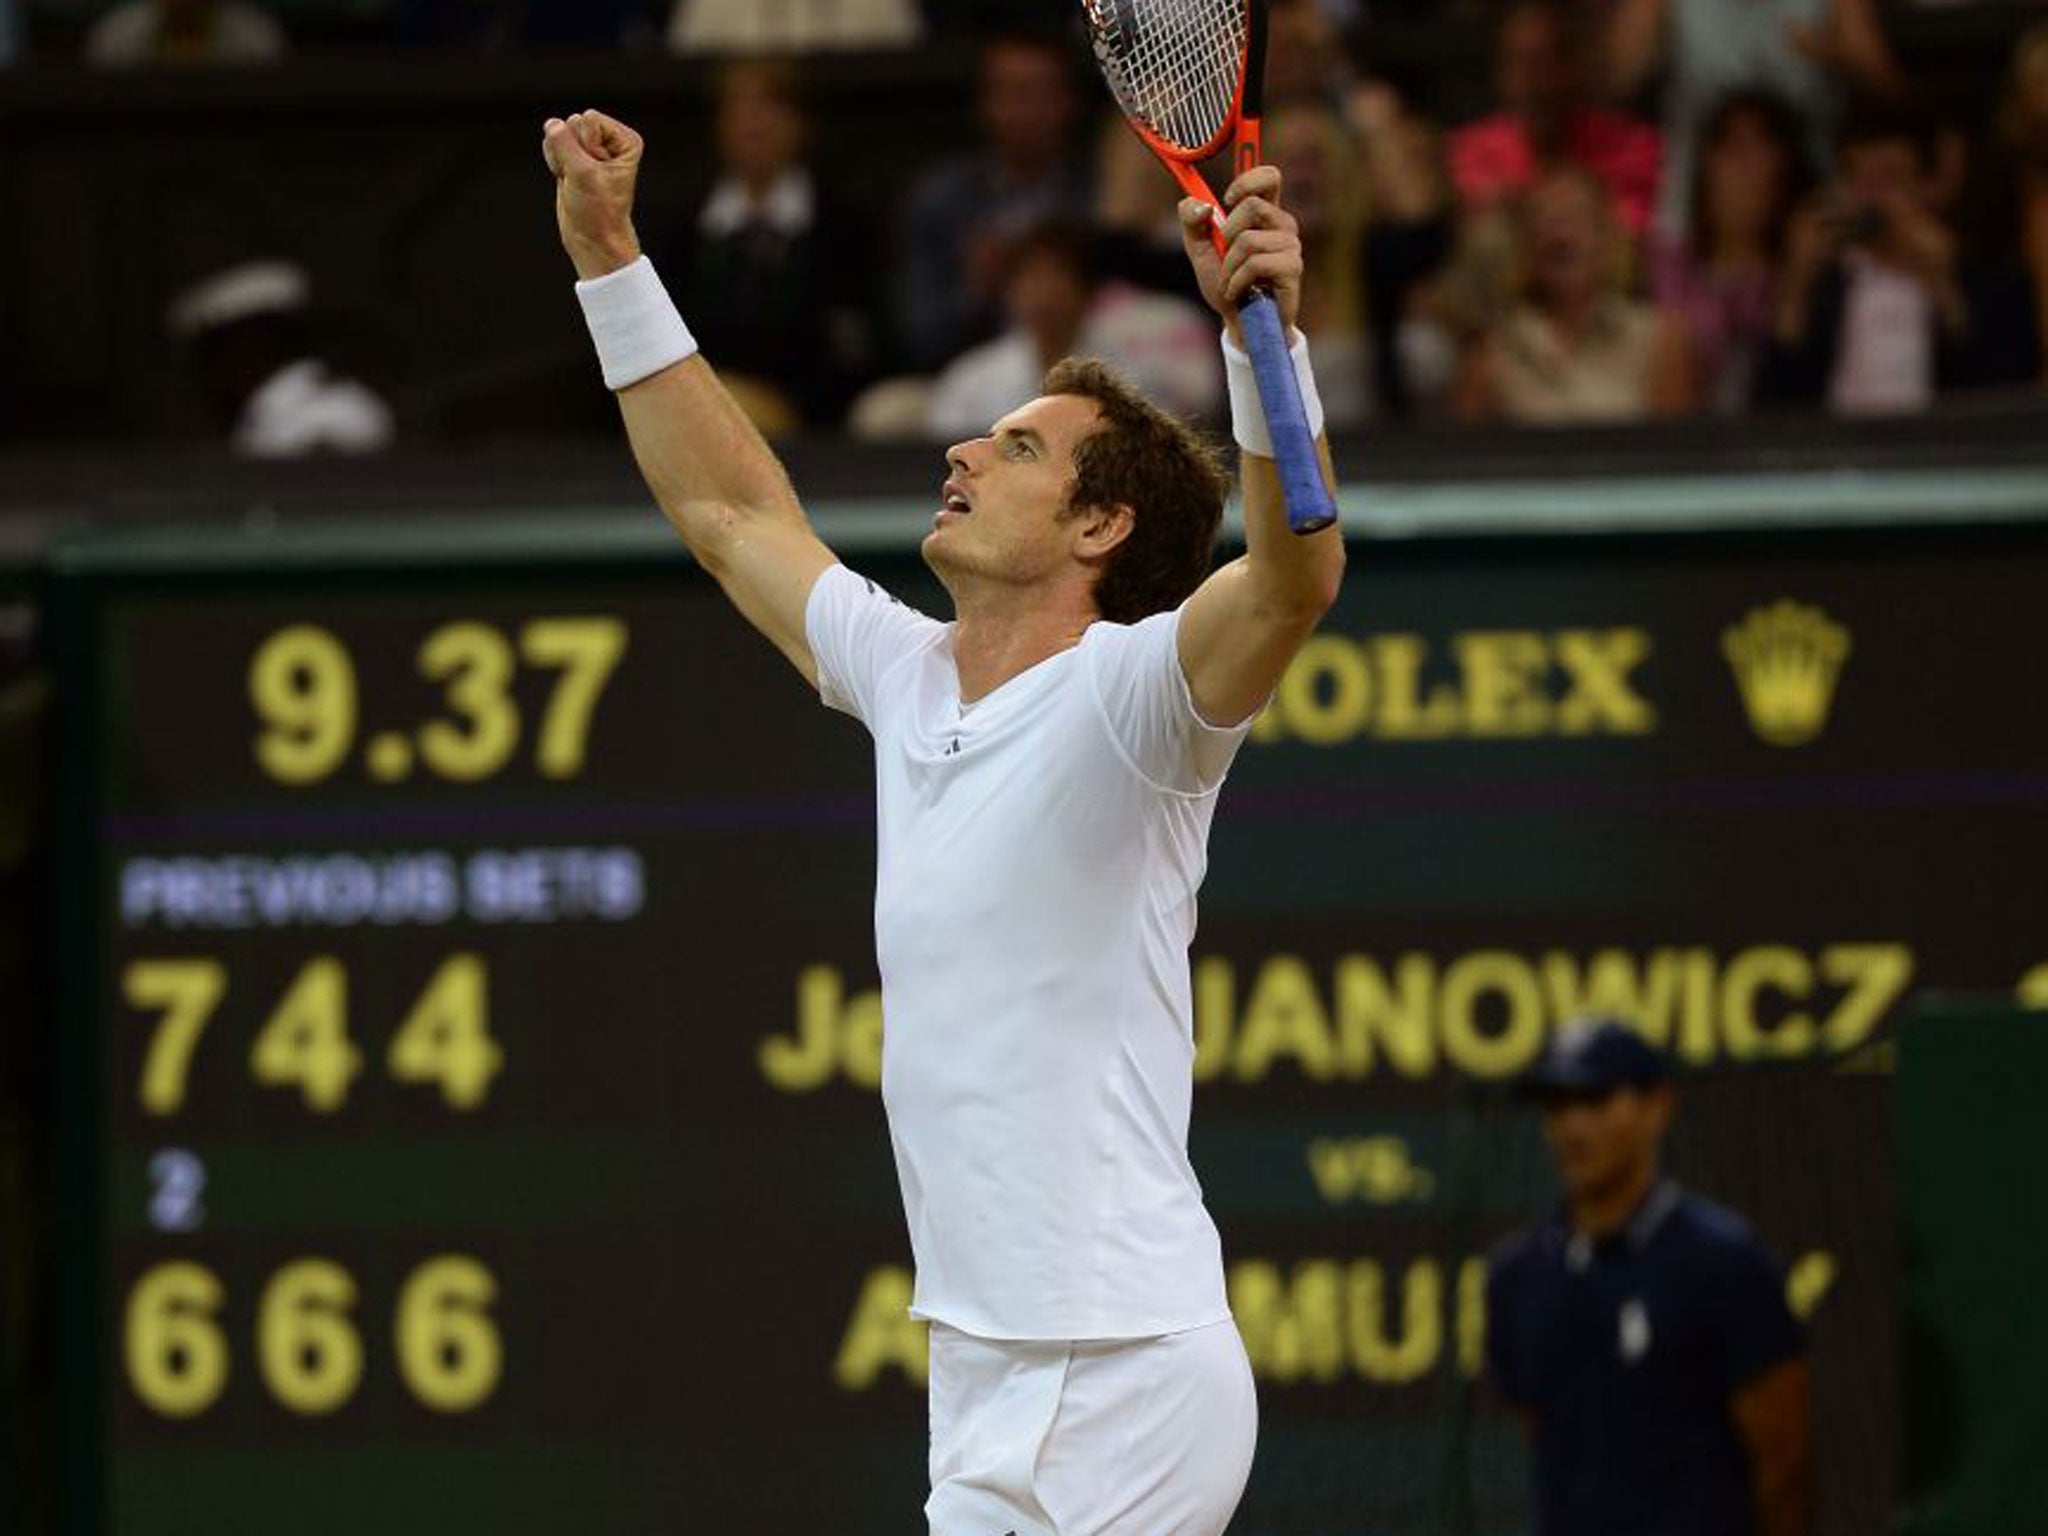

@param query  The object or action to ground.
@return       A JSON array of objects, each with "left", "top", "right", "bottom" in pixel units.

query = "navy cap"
[{"left": 1523, "top": 1017, "right": 1670, "bottom": 1098}]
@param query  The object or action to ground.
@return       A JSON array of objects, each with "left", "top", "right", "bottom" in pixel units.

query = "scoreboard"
[{"left": 48, "top": 506, "right": 2048, "bottom": 1536}]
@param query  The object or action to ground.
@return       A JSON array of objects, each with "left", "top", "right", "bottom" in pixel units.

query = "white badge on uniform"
[{"left": 1618, "top": 1298, "right": 1653, "bottom": 1364}]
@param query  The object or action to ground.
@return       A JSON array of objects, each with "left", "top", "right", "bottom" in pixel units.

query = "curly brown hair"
[{"left": 1042, "top": 358, "right": 1232, "bottom": 626}]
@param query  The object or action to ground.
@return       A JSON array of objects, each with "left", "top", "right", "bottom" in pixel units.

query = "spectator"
[
  {"left": 1760, "top": 106, "right": 2041, "bottom": 415},
  {"left": 1457, "top": 166, "right": 1696, "bottom": 424},
  {"left": 1346, "top": 79, "right": 1460, "bottom": 418},
  {"left": 1265, "top": 0, "right": 1349, "bottom": 107},
  {"left": 924, "top": 219, "right": 1219, "bottom": 440},
  {"left": 1093, "top": 117, "right": 1207, "bottom": 307},
  {"left": 1487, "top": 1019, "right": 1813, "bottom": 1536},
  {"left": 1605, "top": 0, "right": 1902, "bottom": 237},
  {"left": 898, "top": 32, "right": 1092, "bottom": 370},
  {"left": 1399, "top": 200, "right": 1523, "bottom": 419},
  {"left": 658, "top": 58, "right": 882, "bottom": 432},
  {"left": 1266, "top": 102, "right": 1373, "bottom": 427},
  {"left": 1653, "top": 91, "right": 1814, "bottom": 413},
  {"left": 85, "top": 0, "right": 286, "bottom": 66},
  {"left": 668, "top": 0, "right": 920, "bottom": 55},
  {"left": 395, "top": 0, "right": 641, "bottom": 49},
  {"left": 1449, "top": 1, "right": 1662, "bottom": 236},
  {"left": 168, "top": 261, "right": 395, "bottom": 458},
  {"left": 2002, "top": 24, "right": 2048, "bottom": 385}
]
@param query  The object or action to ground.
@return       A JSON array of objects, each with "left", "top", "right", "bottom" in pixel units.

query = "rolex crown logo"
[{"left": 1722, "top": 601, "right": 1852, "bottom": 747}]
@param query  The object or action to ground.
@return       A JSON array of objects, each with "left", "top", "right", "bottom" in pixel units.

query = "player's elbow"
[
  {"left": 1282, "top": 540, "right": 1345, "bottom": 621},
  {"left": 656, "top": 496, "right": 734, "bottom": 573},
  {"left": 1255, "top": 573, "right": 1341, "bottom": 647},
  {"left": 661, "top": 497, "right": 781, "bottom": 577},
  {"left": 1310, "top": 541, "right": 1346, "bottom": 614}
]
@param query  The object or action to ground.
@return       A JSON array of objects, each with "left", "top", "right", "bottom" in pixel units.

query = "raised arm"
[
  {"left": 1172, "top": 168, "right": 1345, "bottom": 727},
  {"left": 1794, "top": 0, "right": 1906, "bottom": 97},
  {"left": 544, "top": 111, "right": 837, "bottom": 687}
]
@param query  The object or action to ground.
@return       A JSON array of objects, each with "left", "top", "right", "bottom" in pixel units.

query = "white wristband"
[
  {"left": 1222, "top": 329, "right": 1324, "bottom": 458},
  {"left": 575, "top": 256, "right": 699, "bottom": 392}
]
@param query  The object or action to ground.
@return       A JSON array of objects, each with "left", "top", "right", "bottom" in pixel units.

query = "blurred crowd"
[{"left": 6, "top": 0, "right": 2048, "bottom": 451}]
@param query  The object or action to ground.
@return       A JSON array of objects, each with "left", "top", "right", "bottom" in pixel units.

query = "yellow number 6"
[
  {"left": 396, "top": 1256, "right": 502, "bottom": 1412},
  {"left": 126, "top": 1262, "right": 229, "bottom": 1418}
]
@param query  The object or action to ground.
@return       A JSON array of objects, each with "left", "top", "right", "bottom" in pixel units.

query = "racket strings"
[{"left": 1085, "top": 0, "right": 1247, "bottom": 155}]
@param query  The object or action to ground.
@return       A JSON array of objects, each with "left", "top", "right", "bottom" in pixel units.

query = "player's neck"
[
  {"left": 950, "top": 593, "right": 1095, "bottom": 705},
  {"left": 1569, "top": 1160, "right": 1660, "bottom": 1240}
]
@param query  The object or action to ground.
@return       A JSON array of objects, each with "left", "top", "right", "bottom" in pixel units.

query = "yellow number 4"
[
  {"left": 250, "top": 959, "right": 362, "bottom": 1113},
  {"left": 388, "top": 955, "right": 502, "bottom": 1110}
]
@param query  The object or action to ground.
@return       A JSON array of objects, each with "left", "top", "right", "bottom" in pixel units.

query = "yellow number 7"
[
  {"left": 520, "top": 618, "right": 628, "bottom": 779},
  {"left": 125, "top": 961, "right": 228, "bottom": 1116}
]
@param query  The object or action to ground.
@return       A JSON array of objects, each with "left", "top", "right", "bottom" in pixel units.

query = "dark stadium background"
[{"left": 3, "top": 2, "right": 2047, "bottom": 1533}]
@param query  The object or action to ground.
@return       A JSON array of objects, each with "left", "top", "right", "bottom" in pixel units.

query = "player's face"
[
  {"left": 1541, "top": 1085, "right": 1670, "bottom": 1203},
  {"left": 925, "top": 393, "right": 1103, "bottom": 590}
]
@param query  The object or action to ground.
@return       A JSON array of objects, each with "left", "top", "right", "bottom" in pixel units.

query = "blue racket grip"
[{"left": 1237, "top": 289, "right": 1338, "bottom": 535}]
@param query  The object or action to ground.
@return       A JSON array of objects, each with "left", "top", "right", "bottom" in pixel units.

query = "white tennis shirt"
[{"left": 807, "top": 563, "right": 1248, "bottom": 1341}]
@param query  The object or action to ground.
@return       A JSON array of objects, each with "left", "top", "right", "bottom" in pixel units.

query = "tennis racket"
[{"left": 1081, "top": 0, "right": 1337, "bottom": 535}]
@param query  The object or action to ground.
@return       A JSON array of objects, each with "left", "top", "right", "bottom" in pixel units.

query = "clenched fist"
[{"left": 542, "top": 109, "right": 645, "bottom": 280}]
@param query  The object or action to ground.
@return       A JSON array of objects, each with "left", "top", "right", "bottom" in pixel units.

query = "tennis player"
[{"left": 544, "top": 107, "right": 1343, "bottom": 1536}]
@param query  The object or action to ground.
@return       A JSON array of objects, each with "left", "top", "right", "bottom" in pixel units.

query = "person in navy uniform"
[{"left": 1486, "top": 1018, "right": 1813, "bottom": 1536}]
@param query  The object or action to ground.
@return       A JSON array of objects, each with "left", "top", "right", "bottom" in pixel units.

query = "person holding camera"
[{"left": 1758, "top": 105, "right": 2039, "bottom": 414}]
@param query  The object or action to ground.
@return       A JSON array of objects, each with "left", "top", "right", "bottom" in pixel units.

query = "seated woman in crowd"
[
  {"left": 1456, "top": 165, "right": 1696, "bottom": 424},
  {"left": 1653, "top": 91, "right": 1814, "bottom": 413}
]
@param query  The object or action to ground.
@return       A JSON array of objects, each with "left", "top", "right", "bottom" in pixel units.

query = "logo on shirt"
[
  {"left": 864, "top": 577, "right": 908, "bottom": 611},
  {"left": 1618, "top": 1298, "right": 1653, "bottom": 1364},
  {"left": 1722, "top": 600, "right": 1852, "bottom": 747}
]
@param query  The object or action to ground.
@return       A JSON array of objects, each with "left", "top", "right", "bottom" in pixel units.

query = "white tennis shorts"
[{"left": 925, "top": 1318, "right": 1258, "bottom": 1536}]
